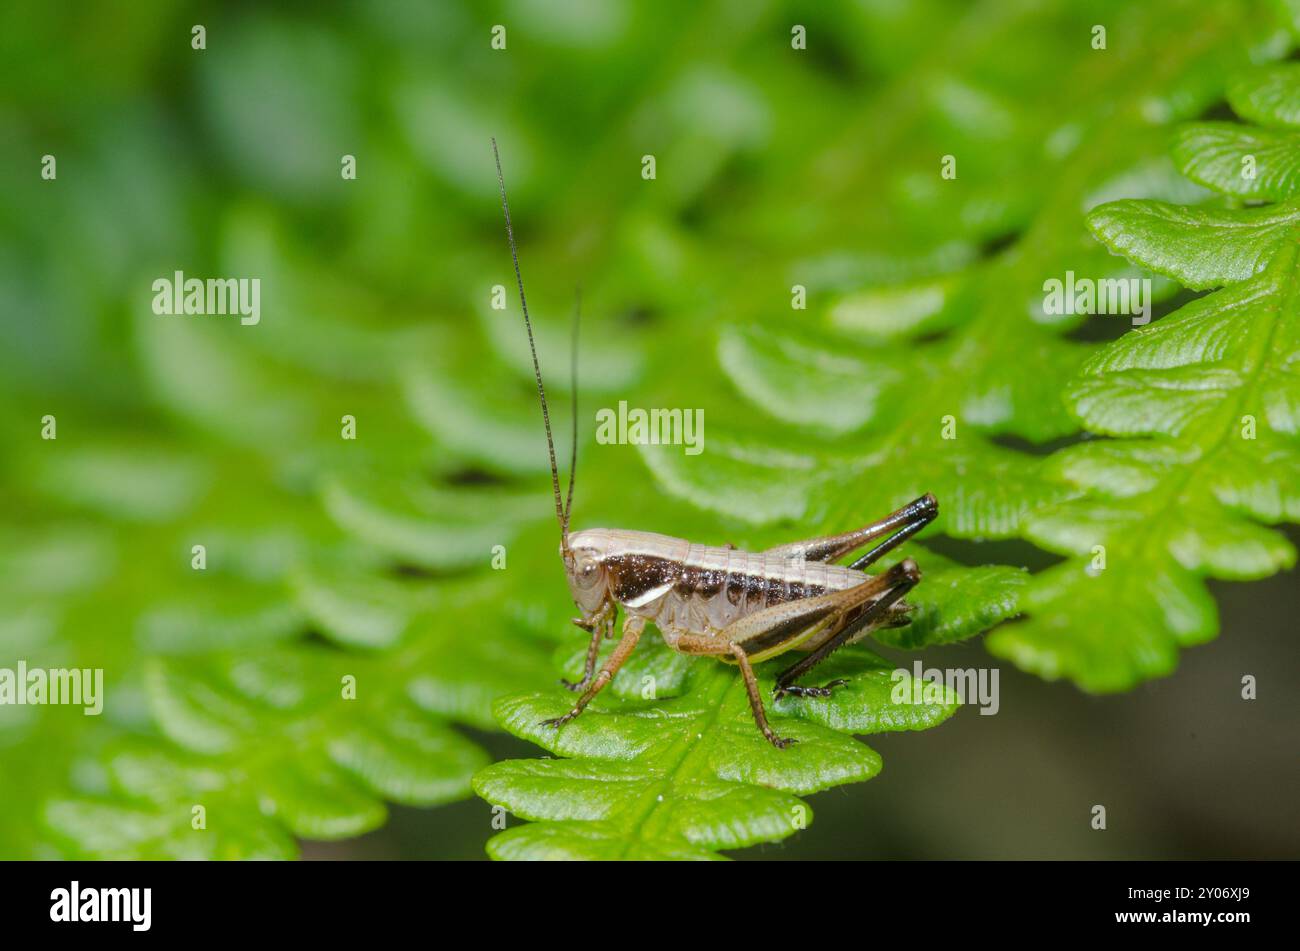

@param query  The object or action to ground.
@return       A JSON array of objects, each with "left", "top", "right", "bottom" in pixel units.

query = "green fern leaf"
[
  {"left": 0, "top": 365, "right": 553, "bottom": 860},
  {"left": 633, "top": 0, "right": 1284, "bottom": 547},
  {"left": 989, "top": 66, "right": 1300, "bottom": 689},
  {"left": 476, "top": 648, "right": 960, "bottom": 860}
]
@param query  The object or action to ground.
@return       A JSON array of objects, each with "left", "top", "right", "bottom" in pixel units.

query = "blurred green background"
[{"left": 1, "top": 0, "right": 1296, "bottom": 859}]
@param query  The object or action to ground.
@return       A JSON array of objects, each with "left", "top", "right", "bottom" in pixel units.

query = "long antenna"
[
  {"left": 563, "top": 288, "right": 580, "bottom": 534},
  {"left": 492, "top": 137, "right": 566, "bottom": 545}
]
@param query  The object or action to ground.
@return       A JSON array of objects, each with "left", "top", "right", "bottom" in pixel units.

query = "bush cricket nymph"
[{"left": 492, "top": 139, "right": 936, "bottom": 748}]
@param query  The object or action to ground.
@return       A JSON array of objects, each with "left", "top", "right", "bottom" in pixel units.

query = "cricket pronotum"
[{"left": 492, "top": 138, "right": 937, "bottom": 749}]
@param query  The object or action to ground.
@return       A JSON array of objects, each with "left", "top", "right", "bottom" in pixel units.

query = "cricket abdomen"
[{"left": 597, "top": 530, "right": 863, "bottom": 643}]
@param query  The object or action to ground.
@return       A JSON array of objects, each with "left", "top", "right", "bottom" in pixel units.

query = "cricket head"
[{"left": 562, "top": 529, "right": 612, "bottom": 614}]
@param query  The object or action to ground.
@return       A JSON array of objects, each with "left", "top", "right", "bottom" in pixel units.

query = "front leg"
[
  {"left": 561, "top": 601, "right": 616, "bottom": 692},
  {"left": 542, "top": 614, "right": 645, "bottom": 729}
]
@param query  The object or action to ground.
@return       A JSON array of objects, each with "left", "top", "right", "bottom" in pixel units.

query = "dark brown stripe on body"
[
  {"left": 608, "top": 550, "right": 829, "bottom": 628},
  {"left": 607, "top": 554, "right": 681, "bottom": 605}
]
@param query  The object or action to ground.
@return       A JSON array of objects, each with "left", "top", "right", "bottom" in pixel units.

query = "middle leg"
[{"left": 677, "top": 633, "right": 797, "bottom": 748}]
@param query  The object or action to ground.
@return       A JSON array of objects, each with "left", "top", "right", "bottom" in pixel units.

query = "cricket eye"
[{"left": 577, "top": 559, "right": 600, "bottom": 588}]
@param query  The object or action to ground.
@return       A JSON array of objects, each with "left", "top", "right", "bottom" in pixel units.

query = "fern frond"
[{"left": 990, "top": 65, "right": 1300, "bottom": 688}]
